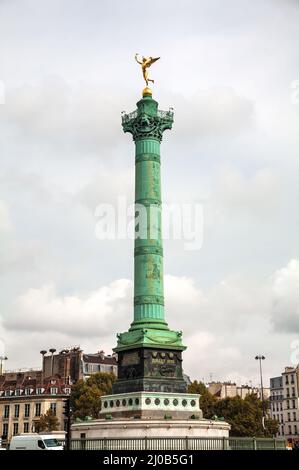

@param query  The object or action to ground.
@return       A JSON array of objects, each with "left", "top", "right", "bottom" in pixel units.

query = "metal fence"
[{"left": 59, "top": 437, "right": 286, "bottom": 451}]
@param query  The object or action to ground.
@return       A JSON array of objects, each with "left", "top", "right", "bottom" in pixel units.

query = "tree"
[
  {"left": 188, "top": 381, "right": 279, "bottom": 437},
  {"left": 214, "top": 393, "right": 279, "bottom": 437},
  {"left": 35, "top": 409, "right": 59, "bottom": 433},
  {"left": 70, "top": 372, "right": 116, "bottom": 420},
  {"left": 188, "top": 381, "right": 217, "bottom": 418}
]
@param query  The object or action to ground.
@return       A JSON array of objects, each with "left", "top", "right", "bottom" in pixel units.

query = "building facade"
[
  {"left": 269, "top": 376, "right": 284, "bottom": 437},
  {"left": 82, "top": 352, "right": 117, "bottom": 379},
  {"left": 270, "top": 366, "right": 299, "bottom": 442},
  {"left": 0, "top": 347, "right": 117, "bottom": 445},
  {"left": 282, "top": 367, "right": 299, "bottom": 441},
  {"left": 207, "top": 381, "right": 270, "bottom": 401},
  {"left": 42, "top": 347, "right": 117, "bottom": 382},
  {"left": 0, "top": 370, "right": 70, "bottom": 445}
]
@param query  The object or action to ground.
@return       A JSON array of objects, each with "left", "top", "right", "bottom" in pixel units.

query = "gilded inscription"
[{"left": 152, "top": 358, "right": 175, "bottom": 365}]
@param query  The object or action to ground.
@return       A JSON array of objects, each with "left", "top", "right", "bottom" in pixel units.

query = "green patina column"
[
  {"left": 113, "top": 89, "right": 186, "bottom": 394},
  {"left": 129, "top": 92, "right": 168, "bottom": 331}
]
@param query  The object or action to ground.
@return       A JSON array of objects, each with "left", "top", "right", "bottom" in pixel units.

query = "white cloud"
[
  {"left": 0, "top": 200, "right": 12, "bottom": 235},
  {"left": 174, "top": 87, "right": 255, "bottom": 139},
  {"left": 211, "top": 167, "right": 281, "bottom": 217},
  {"left": 5, "top": 280, "right": 132, "bottom": 338},
  {"left": 270, "top": 259, "right": 299, "bottom": 333},
  {"left": 0, "top": 0, "right": 298, "bottom": 386},
  {"left": 3, "top": 262, "right": 298, "bottom": 383},
  {"left": 1, "top": 77, "right": 132, "bottom": 153}
]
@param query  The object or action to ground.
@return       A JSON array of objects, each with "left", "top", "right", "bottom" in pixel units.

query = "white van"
[{"left": 9, "top": 433, "right": 64, "bottom": 450}]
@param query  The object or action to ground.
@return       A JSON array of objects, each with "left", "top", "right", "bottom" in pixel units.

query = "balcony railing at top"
[{"left": 121, "top": 109, "right": 174, "bottom": 124}]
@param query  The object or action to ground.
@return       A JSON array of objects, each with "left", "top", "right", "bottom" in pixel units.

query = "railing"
[
  {"left": 59, "top": 437, "right": 286, "bottom": 451},
  {"left": 121, "top": 109, "right": 174, "bottom": 124},
  {"left": 121, "top": 110, "right": 137, "bottom": 123},
  {"left": 157, "top": 109, "right": 174, "bottom": 120}
]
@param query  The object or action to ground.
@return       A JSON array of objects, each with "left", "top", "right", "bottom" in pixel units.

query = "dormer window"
[
  {"left": 5, "top": 390, "right": 12, "bottom": 397},
  {"left": 50, "top": 387, "right": 58, "bottom": 395},
  {"left": 15, "top": 389, "right": 21, "bottom": 396},
  {"left": 64, "top": 388, "right": 71, "bottom": 395},
  {"left": 36, "top": 388, "right": 44, "bottom": 395},
  {"left": 50, "top": 380, "right": 56, "bottom": 385},
  {"left": 24, "top": 388, "right": 32, "bottom": 395}
]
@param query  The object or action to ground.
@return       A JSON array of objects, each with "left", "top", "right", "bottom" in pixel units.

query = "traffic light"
[
  {"left": 63, "top": 399, "right": 71, "bottom": 418},
  {"left": 63, "top": 399, "right": 72, "bottom": 450}
]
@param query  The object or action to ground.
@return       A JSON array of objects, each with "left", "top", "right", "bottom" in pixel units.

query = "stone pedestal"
[
  {"left": 113, "top": 348, "right": 187, "bottom": 394},
  {"left": 71, "top": 418, "right": 230, "bottom": 442},
  {"left": 100, "top": 391, "right": 202, "bottom": 420}
]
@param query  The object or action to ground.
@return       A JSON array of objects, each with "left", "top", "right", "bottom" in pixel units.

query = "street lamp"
[
  {"left": 49, "top": 348, "right": 56, "bottom": 377},
  {"left": 255, "top": 354, "right": 266, "bottom": 428},
  {"left": 40, "top": 350, "right": 47, "bottom": 388},
  {"left": 0, "top": 356, "right": 8, "bottom": 375}
]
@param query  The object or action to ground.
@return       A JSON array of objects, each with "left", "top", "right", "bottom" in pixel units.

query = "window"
[
  {"left": 293, "top": 412, "right": 297, "bottom": 421},
  {"left": 15, "top": 389, "right": 21, "bottom": 396},
  {"left": 32, "top": 421, "right": 38, "bottom": 432},
  {"left": 64, "top": 388, "right": 71, "bottom": 395},
  {"left": 35, "top": 403, "right": 41, "bottom": 417},
  {"left": 293, "top": 400, "right": 296, "bottom": 409},
  {"left": 24, "top": 388, "right": 31, "bottom": 396},
  {"left": 50, "top": 387, "right": 58, "bottom": 395},
  {"left": 280, "top": 403, "right": 282, "bottom": 411},
  {"left": 23, "top": 422, "right": 29, "bottom": 433},
  {"left": 286, "top": 388, "right": 290, "bottom": 398},
  {"left": 24, "top": 403, "right": 30, "bottom": 418},
  {"left": 292, "top": 387, "right": 296, "bottom": 397},
  {"left": 50, "top": 403, "right": 57, "bottom": 416},
  {"left": 288, "top": 412, "right": 291, "bottom": 422},
  {"left": 14, "top": 404, "right": 20, "bottom": 418},
  {"left": 13, "top": 423, "right": 19, "bottom": 435},
  {"left": 5, "top": 390, "right": 11, "bottom": 397},
  {"left": 287, "top": 400, "right": 290, "bottom": 409},
  {"left": 3, "top": 405, "right": 9, "bottom": 419},
  {"left": 295, "top": 425, "right": 298, "bottom": 435},
  {"left": 286, "top": 375, "right": 289, "bottom": 385},
  {"left": 291, "top": 375, "right": 295, "bottom": 384},
  {"left": 2, "top": 423, "right": 8, "bottom": 439},
  {"left": 36, "top": 388, "right": 43, "bottom": 395},
  {"left": 288, "top": 425, "right": 292, "bottom": 435}
]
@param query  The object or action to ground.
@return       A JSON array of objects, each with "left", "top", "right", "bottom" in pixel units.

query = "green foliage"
[
  {"left": 70, "top": 372, "right": 116, "bottom": 420},
  {"left": 35, "top": 409, "right": 60, "bottom": 433},
  {"left": 188, "top": 381, "right": 279, "bottom": 437},
  {"left": 188, "top": 380, "right": 218, "bottom": 419}
]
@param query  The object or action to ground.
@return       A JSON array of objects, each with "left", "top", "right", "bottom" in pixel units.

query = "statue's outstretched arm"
[{"left": 135, "top": 53, "right": 143, "bottom": 65}]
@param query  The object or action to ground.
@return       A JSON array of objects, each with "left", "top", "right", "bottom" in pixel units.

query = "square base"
[{"left": 100, "top": 391, "right": 202, "bottom": 420}]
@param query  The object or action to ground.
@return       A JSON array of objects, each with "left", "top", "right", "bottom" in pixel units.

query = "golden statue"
[{"left": 135, "top": 53, "right": 160, "bottom": 87}]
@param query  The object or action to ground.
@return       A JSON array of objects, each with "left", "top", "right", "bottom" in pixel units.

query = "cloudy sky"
[{"left": 1, "top": 0, "right": 299, "bottom": 387}]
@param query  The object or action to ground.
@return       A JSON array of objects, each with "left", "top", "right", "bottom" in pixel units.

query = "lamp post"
[
  {"left": 49, "top": 348, "right": 56, "bottom": 377},
  {"left": 40, "top": 350, "right": 47, "bottom": 388},
  {"left": 0, "top": 356, "right": 8, "bottom": 375},
  {"left": 255, "top": 354, "right": 266, "bottom": 428}
]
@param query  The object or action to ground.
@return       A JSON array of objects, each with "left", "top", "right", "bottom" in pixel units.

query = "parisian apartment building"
[
  {"left": 207, "top": 381, "right": 270, "bottom": 400},
  {"left": 270, "top": 365, "right": 299, "bottom": 441},
  {"left": 0, "top": 347, "right": 117, "bottom": 444}
]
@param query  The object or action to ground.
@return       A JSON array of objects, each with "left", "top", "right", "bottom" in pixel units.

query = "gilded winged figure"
[{"left": 135, "top": 53, "right": 160, "bottom": 86}]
